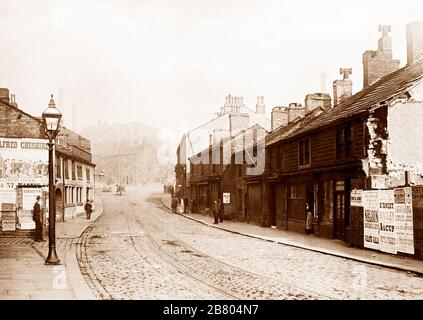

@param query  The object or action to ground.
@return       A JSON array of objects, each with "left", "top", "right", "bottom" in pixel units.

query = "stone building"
[
  {"left": 176, "top": 95, "right": 271, "bottom": 198},
  {"left": 0, "top": 92, "right": 95, "bottom": 236}
]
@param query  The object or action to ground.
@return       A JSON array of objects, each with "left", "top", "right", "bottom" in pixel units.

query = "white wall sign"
[
  {"left": 351, "top": 189, "right": 363, "bottom": 207},
  {"left": 222, "top": 192, "right": 230, "bottom": 204}
]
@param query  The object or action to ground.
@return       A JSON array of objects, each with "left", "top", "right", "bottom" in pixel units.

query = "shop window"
[{"left": 298, "top": 138, "right": 311, "bottom": 167}]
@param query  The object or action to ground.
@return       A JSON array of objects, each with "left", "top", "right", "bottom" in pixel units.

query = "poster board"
[
  {"left": 363, "top": 190, "right": 380, "bottom": 250},
  {"left": 394, "top": 187, "right": 414, "bottom": 254},
  {"left": 0, "top": 138, "right": 48, "bottom": 189},
  {"left": 351, "top": 189, "right": 363, "bottom": 207},
  {"left": 378, "top": 190, "right": 396, "bottom": 254},
  {"left": 222, "top": 193, "right": 230, "bottom": 204}
]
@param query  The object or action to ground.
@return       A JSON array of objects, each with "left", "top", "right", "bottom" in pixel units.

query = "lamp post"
[{"left": 42, "top": 94, "right": 62, "bottom": 265}]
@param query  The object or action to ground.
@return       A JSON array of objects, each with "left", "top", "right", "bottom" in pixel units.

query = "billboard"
[{"left": 0, "top": 138, "right": 49, "bottom": 188}]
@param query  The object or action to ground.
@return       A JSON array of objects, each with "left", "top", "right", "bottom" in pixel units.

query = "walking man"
[{"left": 32, "top": 196, "right": 43, "bottom": 242}]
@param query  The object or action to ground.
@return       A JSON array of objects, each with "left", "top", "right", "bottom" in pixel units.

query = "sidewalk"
[
  {"left": 161, "top": 194, "right": 423, "bottom": 276},
  {"left": 0, "top": 192, "right": 103, "bottom": 300}
]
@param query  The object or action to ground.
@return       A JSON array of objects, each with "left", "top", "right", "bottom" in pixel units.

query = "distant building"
[
  {"left": 176, "top": 95, "right": 271, "bottom": 198},
  {"left": 81, "top": 121, "right": 166, "bottom": 185}
]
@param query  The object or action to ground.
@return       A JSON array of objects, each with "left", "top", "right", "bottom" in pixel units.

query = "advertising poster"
[
  {"left": 351, "top": 189, "right": 363, "bottom": 207},
  {"left": 363, "top": 190, "right": 380, "bottom": 250},
  {"left": 0, "top": 138, "right": 48, "bottom": 188},
  {"left": 394, "top": 188, "right": 414, "bottom": 254},
  {"left": 378, "top": 190, "right": 396, "bottom": 254},
  {"left": 223, "top": 192, "right": 230, "bottom": 204}
]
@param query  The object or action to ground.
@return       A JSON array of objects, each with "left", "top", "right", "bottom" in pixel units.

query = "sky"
[{"left": 0, "top": 0, "right": 422, "bottom": 136}]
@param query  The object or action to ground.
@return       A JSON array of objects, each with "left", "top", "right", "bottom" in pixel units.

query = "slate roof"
[{"left": 267, "top": 59, "right": 423, "bottom": 146}]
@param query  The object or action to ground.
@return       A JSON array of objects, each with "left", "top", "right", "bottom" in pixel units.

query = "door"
[
  {"left": 269, "top": 184, "right": 276, "bottom": 227},
  {"left": 334, "top": 180, "right": 345, "bottom": 240}
]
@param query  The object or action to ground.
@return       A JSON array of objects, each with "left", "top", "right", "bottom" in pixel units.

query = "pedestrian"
[
  {"left": 212, "top": 200, "right": 219, "bottom": 224},
  {"left": 217, "top": 198, "right": 223, "bottom": 222},
  {"left": 171, "top": 196, "right": 178, "bottom": 212},
  {"left": 32, "top": 196, "right": 43, "bottom": 242},
  {"left": 183, "top": 196, "right": 188, "bottom": 214},
  {"left": 305, "top": 203, "right": 314, "bottom": 235},
  {"left": 85, "top": 200, "right": 93, "bottom": 220}
]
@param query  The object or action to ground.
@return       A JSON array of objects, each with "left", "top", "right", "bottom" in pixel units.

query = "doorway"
[
  {"left": 269, "top": 184, "right": 276, "bottom": 227},
  {"left": 333, "top": 180, "right": 350, "bottom": 240}
]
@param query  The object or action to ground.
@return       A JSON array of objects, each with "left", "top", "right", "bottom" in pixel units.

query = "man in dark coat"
[
  {"left": 32, "top": 196, "right": 43, "bottom": 242},
  {"left": 85, "top": 200, "right": 93, "bottom": 219}
]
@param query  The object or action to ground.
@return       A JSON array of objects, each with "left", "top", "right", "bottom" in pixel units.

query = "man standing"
[
  {"left": 305, "top": 203, "right": 314, "bottom": 235},
  {"left": 85, "top": 200, "right": 93, "bottom": 220},
  {"left": 32, "top": 196, "right": 43, "bottom": 242},
  {"left": 212, "top": 200, "right": 220, "bottom": 224}
]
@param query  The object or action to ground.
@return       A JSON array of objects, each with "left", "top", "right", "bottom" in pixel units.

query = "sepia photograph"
[{"left": 0, "top": 0, "right": 423, "bottom": 310}]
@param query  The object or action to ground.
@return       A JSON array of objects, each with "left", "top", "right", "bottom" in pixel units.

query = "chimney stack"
[
  {"left": 256, "top": 96, "right": 265, "bottom": 114},
  {"left": 10, "top": 94, "right": 18, "bottom": 108},
  {"left": 305, "top": 93, "right": 331, "bottom": 113},
  {"left": 288, "top": 103, "right": 305, "bottom": 122},
  {"left": 333, "top": 68, "right": 353, "bottom": 106},
  {"left": 0, "top": 88, "right": 10, "bottom": 105},
  {"left": 271, "top": 106, "right": 289, "bottom": 131},
  {"left": 362, "top": 25, "right": 400, "bottom": 87},
  {"left": 406, "top": 21, "right": 423, "bottom": 66}
]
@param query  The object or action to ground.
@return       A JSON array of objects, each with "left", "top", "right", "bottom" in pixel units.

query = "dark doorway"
[
  {"left": 269, "top": 184, "right": 276, "bottom": 227},
  {"left": 333, "top": 180, "right": 347, "bottom": 240}
]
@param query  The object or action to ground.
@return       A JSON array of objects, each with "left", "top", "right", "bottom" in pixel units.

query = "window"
[
  {"left": 64, "top": 160, "right": 69, "bottom": 179},
  {"left": 336, "top": 124, "right": 353, "bottom": 159},
  {"left": 56, "top": 157, "right": 61, "bottom": 178},
  {"left": 298, "top": 138, "right": 310, "bottom": 167},
  {"left": 86, "top": 168, "right": 91, "bottom": 182},
  {"left": 71, "top": 162, "right": 76, "bottom": 180},
  {"left": 77, "top": 164, "right": 83, "bottom": 180}
]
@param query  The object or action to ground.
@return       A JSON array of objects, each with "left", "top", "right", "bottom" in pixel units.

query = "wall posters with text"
[
  {"left": 363, "top": 190, "right": 380, "bottom": 250},
  {"left": 394, "top": 187, "right": 414, "bottom": 254},
  {"left": 378, "top": 190, "right": 396, "bottom": 254}
]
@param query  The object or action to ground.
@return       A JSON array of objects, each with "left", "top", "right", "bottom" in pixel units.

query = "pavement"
[
  {"left": 161, "top": 193, "right": 423, "bottom": 276},
  {"left": 0, "top": 192, "right": 103, "bottom": 300}
]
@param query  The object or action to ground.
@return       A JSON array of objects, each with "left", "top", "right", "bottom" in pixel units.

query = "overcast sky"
[{"left": 0, "top": 0, "right": 422, "bottom": 136}]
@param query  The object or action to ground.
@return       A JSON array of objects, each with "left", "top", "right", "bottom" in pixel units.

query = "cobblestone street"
[{"left": 77, "top": 185, "right": 423, "bottom": 300}]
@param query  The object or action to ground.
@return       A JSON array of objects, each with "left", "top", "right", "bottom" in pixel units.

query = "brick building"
[
  {"left": 189, "top": 124, "right": 267, "bottom": 220},
  {"left": 248, "top": 22, "right": 423, "bottom": 258},
  {"left": 0, "top": 92, "right": 95, "bottom": 236}
]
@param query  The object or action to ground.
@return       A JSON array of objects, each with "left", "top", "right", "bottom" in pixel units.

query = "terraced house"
[
  {"left": 249, "top": 22, "right": 423, "bottom": 259},
  {"left": 183, "top": 21, "right": 423, "bottom": 260}
]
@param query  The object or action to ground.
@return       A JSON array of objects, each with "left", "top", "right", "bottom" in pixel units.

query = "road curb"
[
  {"left": 65, "top": 192, "right": 105, "bottom": 300},
  {"left": 160, "top": 195, "right": 423, "bottom": 276}
]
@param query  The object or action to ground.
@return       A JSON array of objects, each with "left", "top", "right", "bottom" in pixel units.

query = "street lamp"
[{"left": 42, "top": 94, "right": 62, "bottom": 265}]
